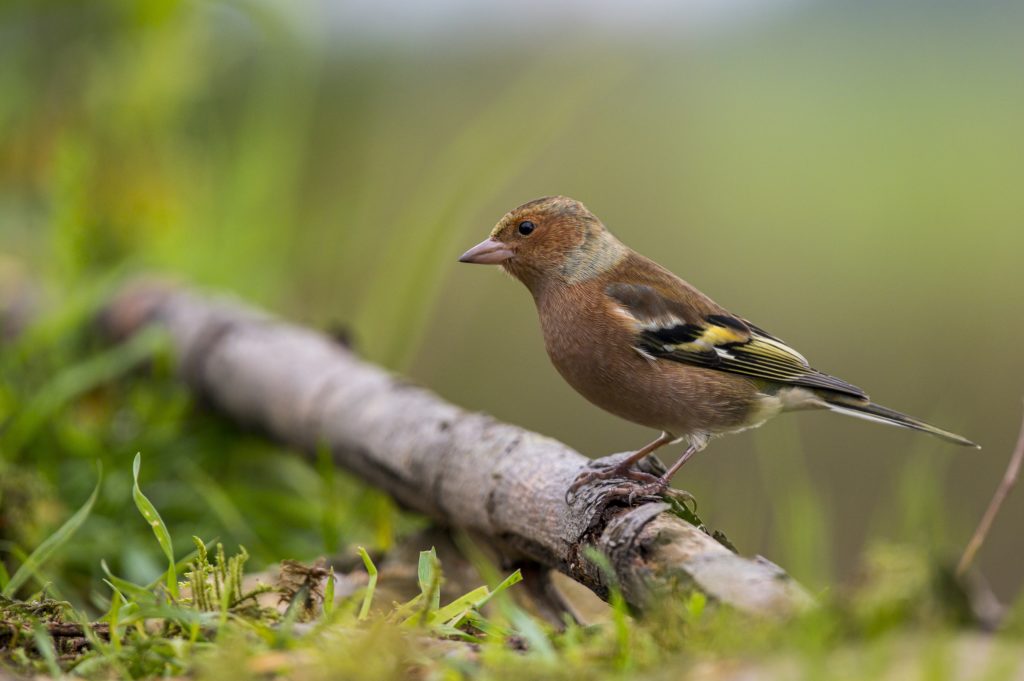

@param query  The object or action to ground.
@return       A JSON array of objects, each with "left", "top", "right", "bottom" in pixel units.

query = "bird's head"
[{"left": 458, "top": 196, "right": 626, "bottom": 292}]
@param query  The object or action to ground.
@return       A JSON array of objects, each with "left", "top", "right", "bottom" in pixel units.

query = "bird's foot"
[
  {"left": 607, "top": 480, "right": 660, "bottom": 505},
  {"left": 566, "top": 447, "right": 685, "bottom": 504},
  {"left": 608, "top": 478, "right": 695, "bottom": 507},
  {"left": 566, "top": 452, "right": 696, "bottom": 506},
  {"left": 565, "top": 462, "right": 661, "bottom": 504}
]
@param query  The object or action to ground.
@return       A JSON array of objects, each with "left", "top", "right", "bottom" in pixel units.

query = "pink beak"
[{"left": 458, "top": 237, "right": 514, "bottom": 265}]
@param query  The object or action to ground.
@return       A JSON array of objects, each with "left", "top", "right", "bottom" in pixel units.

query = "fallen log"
[{"left": 99, "top": 280, "right": 812, "bottom": 617}]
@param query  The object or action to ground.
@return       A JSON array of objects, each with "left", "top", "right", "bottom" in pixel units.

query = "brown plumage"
[{"left": 459, "top": 196, "right": 977, "bottom": 498}]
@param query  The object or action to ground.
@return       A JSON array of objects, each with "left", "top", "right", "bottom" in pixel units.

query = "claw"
[
  {"left": 608, "top": 478, "right": 668, "bottom": 505},
  {"left": 588, "top": 475, "right": 692, "bottom": 508},
  {"left": 566, "top": 457, "right": 682, "bottom": 506},
  {"left": 565, "top": 437, "right": 700, "bottom": 507},
  {"left": 565, "top": 462, "right": 662, "bottom": 504}
]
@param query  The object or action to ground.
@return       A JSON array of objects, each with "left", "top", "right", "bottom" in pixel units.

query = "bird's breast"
[{"left": 535, "top": 289, "right": 761, "bottom": 436}]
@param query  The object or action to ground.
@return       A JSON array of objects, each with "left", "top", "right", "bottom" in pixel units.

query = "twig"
[
  {"left": 0, "top": 620, "right": 109, "bottom": 654},
  {"left": 956, "top": 402, "right": 1024, "bottom": 577}
]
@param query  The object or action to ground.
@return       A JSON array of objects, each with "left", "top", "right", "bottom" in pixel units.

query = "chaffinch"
[{"left": 459, "top": 196, "right": 978, "bottom": 498}]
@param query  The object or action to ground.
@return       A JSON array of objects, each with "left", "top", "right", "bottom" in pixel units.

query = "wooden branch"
[
  {"left": 0, "top": 621, "right": 109, "bottom": 656},
  {"left": 99, "top": 280, "right": 812, "bottom": 617}
]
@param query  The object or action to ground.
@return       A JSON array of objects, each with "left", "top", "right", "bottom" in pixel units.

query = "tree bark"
[{"left": 99, "top": 280, "right": 812, "bottom": 617}]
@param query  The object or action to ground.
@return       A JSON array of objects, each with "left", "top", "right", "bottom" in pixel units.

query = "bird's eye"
[{"left": 517, "top": 220, "right": 535, "bottom": 236}]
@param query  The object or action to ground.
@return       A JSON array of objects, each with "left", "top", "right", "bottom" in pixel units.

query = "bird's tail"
[{"left": 819, "top": 394, "right": 979, "bottom": 448}]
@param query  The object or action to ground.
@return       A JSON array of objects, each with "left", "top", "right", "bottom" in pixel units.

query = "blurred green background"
[{"left": 1, "top": 0, "right": 1022, "bottom": 607}]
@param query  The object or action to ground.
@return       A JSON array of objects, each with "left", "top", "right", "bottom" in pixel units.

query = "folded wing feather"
[{"left": 606, "top": 283, "right": 867, "bottom": 400}]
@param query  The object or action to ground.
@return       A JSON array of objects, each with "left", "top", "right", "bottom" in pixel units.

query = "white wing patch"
[
  {"left": 611, "top": 304, "right": 686, "bottom": 334},
  {"left": 633, "top": 346, "right": 658, "bottom": 364}
]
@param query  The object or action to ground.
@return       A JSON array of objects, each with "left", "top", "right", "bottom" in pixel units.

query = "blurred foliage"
[
  {"left": 2, "top": 0, "right": 1024, "bottom": 676},
  {"left": 0, "top": 288, "right": 408, "bottom": 608},
  {"left": 0, "top": 0, "right": 624, "bottom": 367}
]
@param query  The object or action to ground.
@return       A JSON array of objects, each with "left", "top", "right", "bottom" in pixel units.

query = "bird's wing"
[{"left": 606, "top": 282, "right": 867, "bottom": 399}]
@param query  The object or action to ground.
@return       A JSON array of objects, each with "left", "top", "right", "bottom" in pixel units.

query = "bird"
[{"left": 458, "top": 196, "right": 978, "bottom": 500}]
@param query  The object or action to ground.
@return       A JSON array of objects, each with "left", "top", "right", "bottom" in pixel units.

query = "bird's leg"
[
  {"left": 565, "top": 432, "right": 675, "bottom": 501},
  {"left": 661, "top": 442, "right": 700, "bottom": 481},
  {"left": 625, "top": 442, "right": 702, "bottom": 499}
]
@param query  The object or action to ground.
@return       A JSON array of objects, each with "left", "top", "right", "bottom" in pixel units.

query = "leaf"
[
  {"left": 100, "top": 563, "right": 154, "bottom": 604},
  {"left": 3, "top": 463, "right": 102, "bottom": 597},
  {"left": 417, "top": 547, "right": 441, "bottom": 612},
  {"left": 686, "top": 591, "right": 707, "bottom": 621},
  {"left": 132, "top": 453, "right": 178, "bottom": 598},
  {"left": 435, "top": 569, "right": 523, "bottom": 628},
  {"left": 357, "top": 547, "right": 377, "bottom": 621},
  {"left": 404, "top": 567, "right": 524, "bottom": 633},
  {"left": 323, "top": 566, "right": 335, "bottom": 618},
  {"left": 480, "top": 568, "right": 523, "bottom": 607},
  {"left": 431, "top": 586, "right": 490, "bottom": 626},
  {"left": 104, "top": 584, "right": 125, "bottom": 651}
]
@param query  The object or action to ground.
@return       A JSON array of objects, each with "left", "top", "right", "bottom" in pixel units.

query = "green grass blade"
[
  {"left": 31, "top": 623, "right": 63, "bottom": 679},
  {"left": 132, "top": 453, "right": 178, "bottom": 599},
  {"left": 506, "top": 605, "right": 556, "bottom": 661},
  {"left": 417, "top": 547, "right": 441, "bottom": 612},
  {"left": 431, "top": 586, "right": 490, "bottom": 626},
  {"left": 434, "top": 569, "right": 524, "bottom": 628},
  {"left": 150, "top": 543, "right": 208, "bottom": 591},
  {"left": 323, "top": 566, "right": 335, "bottom": 618},
  {"left": 357, "top": 546, "right": 377, "bottom": 621},
  {"left": 100, "top": 561, "right": 154, "bottom": 604},
  {"left": 479, "top": 569, "right": 523, "bottom": 607},
  {"left": 103, "top": 583, "right": 125, "bottom": 651},
  {"left": 582, "top": 547, "right": 632, "bottom": 668},
  {"left": 3, "top": 463, "right": 102, "bottom": 597}
]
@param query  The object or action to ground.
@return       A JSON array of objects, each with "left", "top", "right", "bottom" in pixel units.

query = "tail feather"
[{"left": 820, "top": 396, "right": 979, "bottom": 448}]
